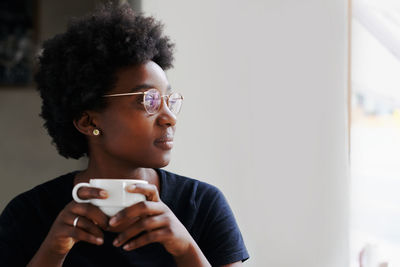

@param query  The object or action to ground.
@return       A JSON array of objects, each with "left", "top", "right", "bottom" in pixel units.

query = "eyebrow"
[
  {"left": 129, "top": 84, "right": 172, "bottom": 93},
  {"left": 129, "top": 84, "right": 153, "bottom": 93}
]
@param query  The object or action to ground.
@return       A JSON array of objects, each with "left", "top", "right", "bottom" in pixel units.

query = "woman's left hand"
[{"left": 107, "top": 183, "right": 194, "bottom": 257}]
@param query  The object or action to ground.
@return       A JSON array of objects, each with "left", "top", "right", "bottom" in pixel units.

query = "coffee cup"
[{"left": 72, "top": 179, "right": 148, "bottom": 216}]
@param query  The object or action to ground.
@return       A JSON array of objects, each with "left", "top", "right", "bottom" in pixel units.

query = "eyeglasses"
[{"left": 103, "top": 88, "right": 183, "bottom": 115}]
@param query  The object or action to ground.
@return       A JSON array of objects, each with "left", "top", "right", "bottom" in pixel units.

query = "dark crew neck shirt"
[{"left": 0, "top": 169, "right": 249, "bottom": 266}]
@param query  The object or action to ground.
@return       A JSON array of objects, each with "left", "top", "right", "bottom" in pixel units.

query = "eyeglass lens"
[{"left": 143, "top": 89, "right": 182, "bottom": 115}]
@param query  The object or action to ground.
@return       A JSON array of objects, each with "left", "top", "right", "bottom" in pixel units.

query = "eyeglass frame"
[{"left": 102, "top": 88, "right": 184, "bottom": 115}]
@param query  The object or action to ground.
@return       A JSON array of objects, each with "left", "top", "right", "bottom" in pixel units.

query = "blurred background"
[
  {"left": 1, "top": 0, "right": 397, "bottom": 266},
  {"left": 351, "top": 0, "right": 400, "bottom": 266}
]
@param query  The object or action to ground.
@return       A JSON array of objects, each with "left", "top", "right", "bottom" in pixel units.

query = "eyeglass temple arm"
[
  {"left": 103, "top": 92, "right": 183, "bottom": 99},
  {"left": 103, "top": 92, "right": 144, "bottom": 97}
]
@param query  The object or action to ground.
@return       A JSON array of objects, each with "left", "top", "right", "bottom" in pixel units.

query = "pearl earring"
[{"left": 93, "top": 129, "right": 100, "bottom": 136}]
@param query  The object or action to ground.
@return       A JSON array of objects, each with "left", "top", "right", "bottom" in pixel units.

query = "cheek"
[
  {"left": 103, "top": 114, "right": 155, "bottom": 147},
  {"left": 99, "top": 113, "right": 171, "bottom": 167}
]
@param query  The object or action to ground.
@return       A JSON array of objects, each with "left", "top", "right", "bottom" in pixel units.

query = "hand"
[
  {"left": 107, "top": 183, "right": 195, "bottom": 257},
  {"left": 41, "top": 186, "right": 109, "bottom": 256}
]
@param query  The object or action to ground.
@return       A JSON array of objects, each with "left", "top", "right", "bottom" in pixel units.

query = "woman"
[{"left": 0, "top": 3, "right": 249, "bottom": 267}]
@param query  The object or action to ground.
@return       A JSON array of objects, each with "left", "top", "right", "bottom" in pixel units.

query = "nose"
[{"left": 156, "top": 98, "right": 177, "bottom": 127}]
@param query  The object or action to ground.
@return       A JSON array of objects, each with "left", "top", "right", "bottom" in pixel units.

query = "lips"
[{"left": 154, "top": 134, "right": 174, "bottom": 150}]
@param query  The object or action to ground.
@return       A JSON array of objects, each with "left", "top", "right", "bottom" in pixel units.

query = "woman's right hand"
[{"left": 40, "top": 186, "right": 109, "bottom": 256}]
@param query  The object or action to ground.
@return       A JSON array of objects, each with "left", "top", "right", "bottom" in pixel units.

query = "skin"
[{"left": 28, "top": 61, "right": 242, "bottom": 267}]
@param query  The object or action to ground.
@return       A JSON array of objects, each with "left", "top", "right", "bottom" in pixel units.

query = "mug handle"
[{"left": 72, "top": 182, "right": 91, "bottom": 203}]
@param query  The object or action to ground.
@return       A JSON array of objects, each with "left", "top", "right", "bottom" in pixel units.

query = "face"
[{"left": 93, "top": 61, "right": 177, "bottom": 168}]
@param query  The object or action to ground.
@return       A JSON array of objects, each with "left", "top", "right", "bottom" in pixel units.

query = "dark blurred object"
[{"left": 0, "top": 0, "right": 37, "bottom": 86}]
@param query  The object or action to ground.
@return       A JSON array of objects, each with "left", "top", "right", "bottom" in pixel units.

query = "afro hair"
[{"left": 35, "top": 2, "right": 175, "bottom": 159}]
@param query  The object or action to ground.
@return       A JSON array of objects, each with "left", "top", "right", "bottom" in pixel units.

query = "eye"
[
  {"left": 143, "top": 89, "right": 161, "bottom": 114},
  {"left": 133, "top": 95, "right": 144, "bottom": 107},
  {"left": 146, "top": 94, "right": 157, "bottom": 106},
  {"left": 134, "top": 95, "right": 141, "bottom": 103}
]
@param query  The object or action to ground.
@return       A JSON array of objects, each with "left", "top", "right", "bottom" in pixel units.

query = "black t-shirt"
[{"left": 0, "top": 169, "right": 249, "bottom": 266}]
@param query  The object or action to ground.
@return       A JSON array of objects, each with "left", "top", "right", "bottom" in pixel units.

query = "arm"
[
  {"left": 173, "top": 239, "right": 211, "bottom": 267},
  {"left": 27, "top": 245, "right": 67, "bottom": 267},
  {"left": 194, "top": 185, "right": 249, "bottom": 266}
]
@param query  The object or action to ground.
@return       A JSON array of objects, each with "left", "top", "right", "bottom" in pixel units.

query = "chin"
[
  {"left": 133, "top": 149, "right": 172, "bottom": 168},
  {"left": 154, "top": 157, "right": 171, "bottom": 168},
  {"left": 147, "top": 153, "right": 171, "bottom": 168}
]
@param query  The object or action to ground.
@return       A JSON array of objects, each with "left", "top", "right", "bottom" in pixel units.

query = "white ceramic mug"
[{"left": 72, "top": 179, "right": 148, "bottom": 216}]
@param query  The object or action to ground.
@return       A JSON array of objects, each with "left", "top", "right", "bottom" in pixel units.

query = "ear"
[{"left": 73, "top": 111, "right": 100, "bottom": 136}]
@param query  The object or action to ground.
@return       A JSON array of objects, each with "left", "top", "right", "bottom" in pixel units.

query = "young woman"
[{"left": 0, "top": 3, "right": 249, "bottom": 267}]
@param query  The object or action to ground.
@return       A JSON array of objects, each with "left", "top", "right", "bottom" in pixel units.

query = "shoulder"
[
  {"left": 0, "top": 172, "right": 77, "bottom": 265},
  {"left": 0, "top": 171, "right": 77, "bottom": 220},
  {"left": 158, "top": 169, "right": 232, "bottom": 228},
  {"left": 158, "top": 168, "right": 223, "bottom": 207}
]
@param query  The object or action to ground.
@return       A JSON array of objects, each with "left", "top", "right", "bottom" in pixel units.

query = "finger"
[
  {"left": 125, "top": 183, "right": 160, "bottom": 202},
  {"left": 68, "top": 202, "right": 109, "bottom": 230},
  {"left": 106, "top": 216, "right": 141, "bottom": 233},
  {"left": 122, "top": 228, "right": 171, "bottom": 251},
  {"left": 66, "top": 225, "right": 104, "bottom": 246},
  {"left": 109, "top": 201, "right": 165, "bottom": 227},
  {"left": 67, "top": 213, "right": 104, "bottom": 240},
  {"left": 77, "top": 186, "right": 108, "bottom": 200},
  {"left": 113, "top": 214, "right": 169, "bottom": 247}
]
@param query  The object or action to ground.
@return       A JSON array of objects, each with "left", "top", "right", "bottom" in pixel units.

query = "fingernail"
[
  {"left": 123, "top": 244, "right": 130, "bottom": 250},
  {"left": 109, "top": 217, "right": 118, "bottom": 226},
  {"left": 96, "top": 238, "right": 103, "bottom": 245},
  {"left": 99, "top": 190, "right": 108, "bottom": 198},
  {"left": 113, "top": 239, "right": 119, "bottom": 246},
  {"left": 127, "top": 184, "right": 136, "bottom": 191}
]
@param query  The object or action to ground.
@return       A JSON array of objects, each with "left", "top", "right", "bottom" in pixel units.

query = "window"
[{"left": 351, "top": 0, "right": 400, "bottom": 266}]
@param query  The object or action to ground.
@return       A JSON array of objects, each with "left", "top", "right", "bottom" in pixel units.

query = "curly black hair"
[{"left": 35, "top": 2, "right": 175, "bottom": 159}]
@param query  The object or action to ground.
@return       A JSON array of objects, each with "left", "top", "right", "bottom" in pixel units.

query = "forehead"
[{"left": 111, "top": 61, "right": 169, "bottom": 94}]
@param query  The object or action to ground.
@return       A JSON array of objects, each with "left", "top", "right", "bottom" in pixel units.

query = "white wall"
[{"left": 143, "top": 1, "right": 349, "bottom": 266}]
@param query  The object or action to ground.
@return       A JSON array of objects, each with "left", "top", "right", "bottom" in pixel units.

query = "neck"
[{"left": 75, "top": 155, "right": 156, "bottom": 184}]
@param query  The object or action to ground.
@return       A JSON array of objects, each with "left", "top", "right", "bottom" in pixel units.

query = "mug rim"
[{"left": 89, "top": 179, "right": 148, "bottom": 183}]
